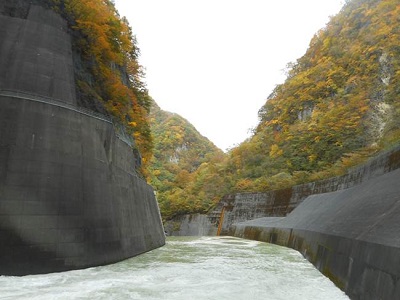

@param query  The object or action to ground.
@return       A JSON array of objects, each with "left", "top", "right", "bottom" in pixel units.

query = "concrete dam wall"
[
  {"left": 0, "top": 3, "right": 165, "bottom": 275},
  {"left": 230, "top": 167, "right": 400, "bottom": 300}
]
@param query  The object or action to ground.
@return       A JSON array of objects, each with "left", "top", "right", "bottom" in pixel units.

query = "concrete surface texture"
[
  {"left": 0, "top": 5, "right": 76, "bottom": 104},
  {"left": 164, "top": 214, "right": 217, "bottom": 236},
  {"left": 0, "top": 3, "right": 165, "bottom": 275},
  {"left": 231, "top": 168, "right": 400, "bottom": 300}
]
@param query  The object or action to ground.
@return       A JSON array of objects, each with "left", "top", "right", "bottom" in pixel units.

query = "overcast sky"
[{"left": 114, "top": 0, "right": 345, "bottom": 151}]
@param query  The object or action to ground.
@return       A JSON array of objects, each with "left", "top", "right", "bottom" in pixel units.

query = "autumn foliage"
[
  {"left": 50, "top": 0, "right": 152, "bottom": 168},
  {"left": 147, "top": 102, "right": 225, "bottom": 220},
  {"left": 149, "top": 0, "right": 400, "bottom": 219},
  {"left": 47, "top": 0, "right": 400, "bottom": 219},
  {"left": 224, "top": 0, "right": 400, "bottom": 192}
]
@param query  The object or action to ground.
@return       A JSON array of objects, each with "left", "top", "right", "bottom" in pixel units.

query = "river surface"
[{"left": 0, "top": 236, "right": 349, "bottom": 300}]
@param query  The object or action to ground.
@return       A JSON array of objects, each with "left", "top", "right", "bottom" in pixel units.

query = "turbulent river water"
[{"left": 0, "top": 236, "right": 349, "bottom": 300}]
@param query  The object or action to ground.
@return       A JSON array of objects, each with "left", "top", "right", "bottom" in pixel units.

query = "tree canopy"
[{"left": 147, "top": 101, "right": 225, "bottom": 220}]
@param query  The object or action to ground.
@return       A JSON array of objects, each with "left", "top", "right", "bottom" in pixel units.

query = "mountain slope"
[
  {"left": 224, "top": 0, "right": 400, "bottom": 192},
  {"left": 149, "top": 0, "right": 400, "bottom": 218},
  {"left": 148, "top": 102, "right": 225, "bottom": 219}
]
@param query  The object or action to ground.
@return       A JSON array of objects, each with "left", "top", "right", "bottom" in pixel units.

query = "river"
[{"left": 0, "top": 236, "right": 349, "bottom": 299}]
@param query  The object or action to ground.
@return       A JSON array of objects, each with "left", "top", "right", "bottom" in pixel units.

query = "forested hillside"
[
  {"left": 148, "top": 102, "right": 226, "bottom": 220},
  {"left": 151, "top": 0, "right": 400, "bottom": 220},
  {"left": 226, "top": 0, "right": 400, "bottom": 192}
]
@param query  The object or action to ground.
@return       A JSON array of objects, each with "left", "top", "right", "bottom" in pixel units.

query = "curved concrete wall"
[
  {"left": 231, "top": 168, "right": 400, "bottom": 300},
  {"left": 0, "top": 3, "right": 165, "bottom": 275},
  {"left": 0, "top": 93, "right": 165, "bottom": 275}
]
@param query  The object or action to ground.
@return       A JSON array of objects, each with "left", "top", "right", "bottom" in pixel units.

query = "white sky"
[{"left": 114, "top": 0, "right": 345, "bottom": 151}]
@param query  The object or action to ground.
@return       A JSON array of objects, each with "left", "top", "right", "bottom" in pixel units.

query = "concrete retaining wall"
[
  {"left": 0, "top": 94, "right": 165, "bottom": 275},
  {"left": 0, "top": 3, "right": 165, "bottom": 276},
  {"left": 230, "top": 168, "right": 400, "bottom": 300},
  {"left": 164, "top": 214, "right": 217, "bottom": 236}
]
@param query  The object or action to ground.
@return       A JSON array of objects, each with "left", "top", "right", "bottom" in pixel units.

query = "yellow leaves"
[
  {"left": 308, "top": 154, "right": 317, "bottom": 163},
  {"left": 175, "top": 133, "right": 183, "bottom": 142},
  {"left": 235, "top": 179, "right": 254, "bottom": 192},
  {"left": 269, "top": 144, "right": 283, "bottom": 159},
  {"left": 265, "top": 119, "right": 279, "bottom": 126},
  {"left": 175, "top": 170, "right": 192, "bottom": 189},
  {"left": 335, "top": 141, "right": 343, "bottom": 148}
]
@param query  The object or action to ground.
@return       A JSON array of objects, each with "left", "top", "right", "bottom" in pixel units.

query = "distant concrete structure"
[
  {"left": 0, "top": 3, "right": 165, "bottom": 275},
  {"left": 164, "top": 214, "right": 217, "bottom": 236}
]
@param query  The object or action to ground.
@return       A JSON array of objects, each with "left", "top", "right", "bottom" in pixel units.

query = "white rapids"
[{"left": 0, "top": 236, "right": 349, "bottom": 300}]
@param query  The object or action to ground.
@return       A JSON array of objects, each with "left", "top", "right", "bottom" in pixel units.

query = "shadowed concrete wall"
[
  {"left": 230, "top": 168, "right": 400, "bottom": 300},
  {"left": 164, "top": 214, "right": 217, "bottom": 236},
  {"left": 0, "top": 93, "right": 165, "bottom": 275},
  {"left": 0, "top": 6, "right": 76, "bottom": 104},
  {"left": 0, "top": 3, "right": 165, "bottom": 275}
]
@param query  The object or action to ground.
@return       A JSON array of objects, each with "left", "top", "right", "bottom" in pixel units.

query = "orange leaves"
[
  {"left": 63, "top": 0, "right": 152, "bottom": 168},
  {"left": 67, "top": 0, "right": 123, "bottom": 64}
]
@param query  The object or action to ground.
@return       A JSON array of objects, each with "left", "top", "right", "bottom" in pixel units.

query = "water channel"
[{"left": 0, "top": 236, "right": 349, "bottom": 299}]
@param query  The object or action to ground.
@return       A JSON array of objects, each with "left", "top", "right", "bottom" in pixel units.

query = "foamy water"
[{"left": 0, "top": 236, "right": 349, "bottom": 300}]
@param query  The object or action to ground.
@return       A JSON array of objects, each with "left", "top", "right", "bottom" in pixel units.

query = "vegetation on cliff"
[{"left": 45, "top": 0, "right": 153, "bottom": 167}]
